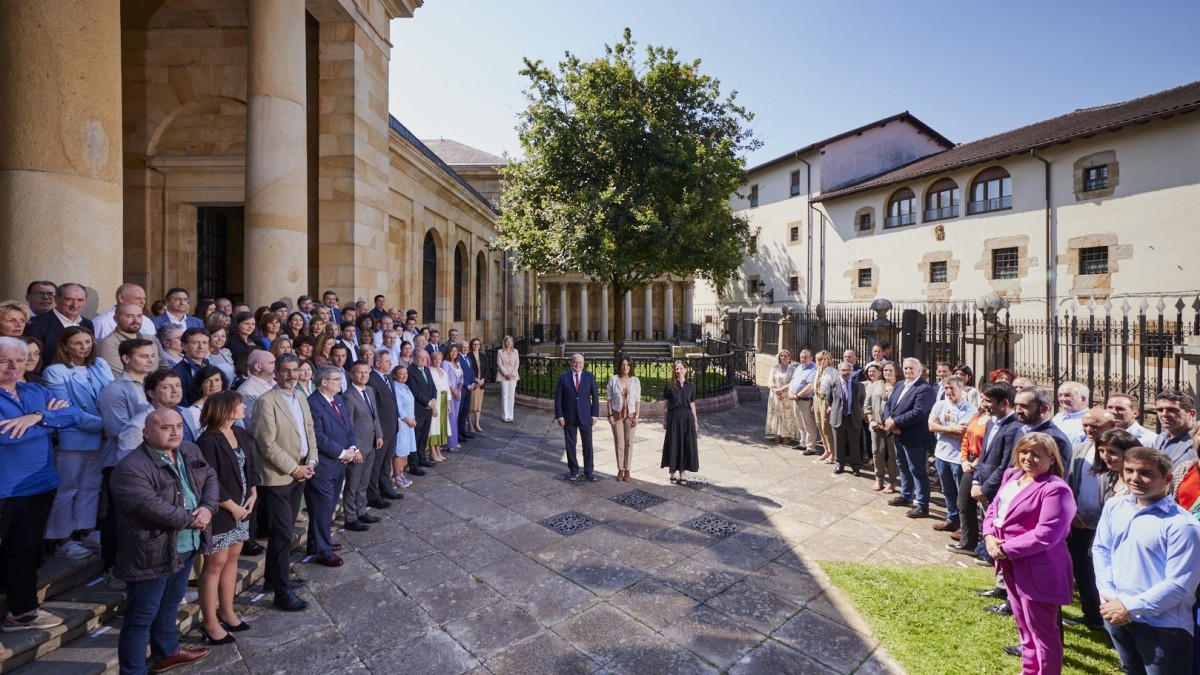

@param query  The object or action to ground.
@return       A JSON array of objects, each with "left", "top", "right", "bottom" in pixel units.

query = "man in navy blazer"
[
  {"left": 456, "top": 342, "right": 478, "bottom": 442},
  {"left": 883, "top": 357, "right": 939, "bottom": 518},
  {"left": 306, "top": 365, "right": 360, "bottom": 567},
  {"left": 404, "top": 349, "right": 436, "bottom": 473},
  {"left": 554, "top": 353, "right": 600, "bottom": 481},
  {"left": 25, "top": 282, "right": 94, "bottom": 349}
]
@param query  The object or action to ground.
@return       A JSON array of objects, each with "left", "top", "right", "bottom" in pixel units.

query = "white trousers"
[{"left": 500, "top": 379, "right": 517, "bottom": 421}]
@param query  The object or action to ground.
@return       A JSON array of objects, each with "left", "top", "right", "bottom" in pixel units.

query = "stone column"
[
  {"left": 600, "top": 284, "right": 609, "bottom": 341},
  {"left": 559, "top": 283, "right": 568, "bottom": 338},
  {"left": 644, "top": 285, "right": 653, "bottom": 340},
  {"left": 245, "top": 0, "right": 308, "bottom": 306},
  {"left": 684, "top": 282, "right": 694, "bottom": 327},
  {"left": 0, "top": 0, "right": 123, "bottom": 299},
  {"left": 540, "top": 285, "right": 548, "bottom": 324},
  {"left": 665, "top": 281, "right": 675, "bottom": 339},
  {"left": 624, "top": 291, "right": 633, "bottom": 340},
  {"left": 579, "top": 284, "right": 589, "bottom": 341}
]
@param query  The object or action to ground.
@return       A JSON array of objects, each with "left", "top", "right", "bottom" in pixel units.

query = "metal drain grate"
[
  {"left": 540, "top": 511, "right": 601, "bottom": 536},
  {"left": 611, "top": 490, "right": 667, "bottom": 511},
  {"left": 683, "top": 513, "right": 740, "bottom": 539}
]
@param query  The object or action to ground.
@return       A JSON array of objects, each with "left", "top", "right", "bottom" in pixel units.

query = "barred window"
[
  {"left": 992, "top": 247, "right": 1019, "bottom": 280},
  {"left": 789, "top": 276, "right": 800, "bottom": 293},
  {"left": 790, "top": 226, "right": 800, "bottom": 242},
  {"left": 858, "top": 213, "right": 872, "bottom": 231},
  {"left": 857, "top": 268, "right": 872, "bottom": 288},
  {"left": 1080, "top": 246, "right": 1109, "bottom": 275},
  {"left": 1083, "top": 165, "right": 1109, "bottom": 192},
  {"left": 930, "top": 261, "right": 948, "bottom": 283}
]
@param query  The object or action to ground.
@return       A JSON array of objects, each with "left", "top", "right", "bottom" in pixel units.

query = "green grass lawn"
[{"left": 820, "top": 562, "right": 1122, "bottom": 675}]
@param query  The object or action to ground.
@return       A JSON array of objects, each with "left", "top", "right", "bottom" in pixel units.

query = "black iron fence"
[{"left": 726, "top": 295, "right": 1200, "bottom": 430}]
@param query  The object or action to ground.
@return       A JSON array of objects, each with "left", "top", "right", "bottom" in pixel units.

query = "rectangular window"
[
  {"left": 1080, "top": 246, "right": 1109, "bottom": 275},
  {"left": 1083, "top": 165, "right": 1109, "bottom": 192},
  {"left": 749, "top": 184, "right": 759, "bottom": 208},
  {"left": 858, "top": 213, "right": 871, "bottom": 231},
  {"left": 749, "top": 234, "right": 757, "bottom": 250},
  {"left": 790, "top": 171, "right": 801, "bottom": 197},
  {"left": 746, "top": 278, "right": 758, "bottom": 296},
  {"left": 857, "top": 268, "right": 872, "bottom": 288},
  {"left": 789, "top": 226, "right": 800, "bottom": 242},
  {"left": 930, "top": 261, "right": 948, "bottom": 283},
  {"left": 789, "top": 276, "right": 799, "bottom": 293},
  {"left": 992, "top": 247, "right": 1019, "bottom": 280}
]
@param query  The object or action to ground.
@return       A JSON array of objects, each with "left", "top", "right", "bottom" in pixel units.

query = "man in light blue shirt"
[
  {"left": 787, "top": 349, "right": 819, "bottom": 454},
  {"left": 1093, "top": 446, "right": 1200, "bottom": 673},
  {"left": 1150, "top": 391, "right": 1197, "bottom": 467},
  {"left": 927, "top": 376, "right": 974, "bottom": 533}
]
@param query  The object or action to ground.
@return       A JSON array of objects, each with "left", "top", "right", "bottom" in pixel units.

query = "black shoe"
[
  {"left": 887, "top": 496, "right": 913, "bottom": 507},
  {"left": 833, "top": 465, "right": 845, "bottom": 475},
  {"left": 305, "top": 544, "right": 343, "bottom": 555},
  {"left": 461, "top": 433, "right": 476, "bottom": 440},
  {"left": 241, "top": 541, "right": 265, "bottom": 556},
  {"left": 1002, "top": 645, "right": 1022, "bottom": 657},
  {"left": 359, "top": 513, "right": 382, "bottom": 524},
  {"left": 420, "top": 461, "right": 436, "bottom": 468},
  {"left": 344, "top": 520, "right": 370, "bottom": 532},
  {"left": 565, "top": 472, "right": 581, "bottom": 482},
  {"left": 585, "top": 474, "right": 600, "bottom": 482},
  {"left": 949, "top": 544, "right": 981, "bottom": 557},
  {"left": 905, "top": 506, "right": 929, "bottom": 519},
  {"left": 273, "top": 592, "right": 308, "bottom": 612},
  {"left": 985, "top": 602, "right": 1013, "bottom": 616},
  {"left": 263, "top": 576, "right": 306, "bottom": 594},
  {"left": 367, "top": 499, "right": 391, "bottom": 509},
  {"left": 219, "top": 619, "right": 250, "bottom": 633},
  {"left": 852, "top": 467, "right": 862, "bottom": 477},
  {"left": 802, "top": 449, "right": 820, "bottom": 456},
  {"left": 973, "top": 587, "right": 1007, "bottom": 598},
  {"left": 199, "top": 627, "right": 236, "bottom": 645},
  {"left": 407, "top": 467, "right": 427, "bottom": 476},
  {"left": 381, "top": 488, "right": 402, "bottom": 500}
]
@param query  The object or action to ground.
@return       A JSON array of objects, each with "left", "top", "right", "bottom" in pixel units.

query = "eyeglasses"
[{"left": 29, "top": 291, "right": 55, "bottom": 298}]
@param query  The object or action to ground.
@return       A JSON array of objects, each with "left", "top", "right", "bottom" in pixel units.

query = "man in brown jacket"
[{"left": 111, "top": 408, "right": 218, "bottom": 675}]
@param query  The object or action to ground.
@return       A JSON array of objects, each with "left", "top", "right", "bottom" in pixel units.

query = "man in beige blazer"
[{"left": 251, "top": 354, "right": 319, "bottom": 612}]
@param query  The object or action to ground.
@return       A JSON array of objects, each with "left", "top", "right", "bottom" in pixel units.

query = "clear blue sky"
[{"left": 389, "top": 0, "right": 1200, "bottom": 166}]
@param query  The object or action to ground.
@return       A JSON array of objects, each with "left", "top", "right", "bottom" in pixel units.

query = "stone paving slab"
[{"left": 153, "top": 393, "right": 950, "bottom": 675}]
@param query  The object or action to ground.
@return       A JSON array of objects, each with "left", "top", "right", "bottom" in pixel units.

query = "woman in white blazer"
[{"left": 606, "top": 355, "right": 641, "bottom": 482}]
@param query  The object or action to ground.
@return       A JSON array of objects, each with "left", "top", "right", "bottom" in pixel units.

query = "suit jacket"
[
  {"left": 826, "top": 377, "right": 865, "bottom": 430},
  {"left": 308, "top": 391, "right": 356, "bottom": 460},
  {"left": 554, "top": 370, "right": 600, "bottom": 425},
  {"left": 237, "top": 375, "right": 275, "bottom": 435},
  {"left": 459, "top": 353, "right": 478, "bottom": 390},
  {"left": 195, "top": 427, "right": 261, "bottom": 534},
  {"left": 974, "top": 413, "right": 1023, "bottom": 499},
  {"left": 883, "top": 377, "right": 937, "bottom": 446},
  {"left": 406, "top": 363, "right": 437, "bottom": 409},
  {"left": 252, "top": 387, "right": 319, "bottom": 486},
  {"left": 1019, "top": 418, "right": 1074, "bottom": 467},
  {"left": 338, "top": 338, "right": 360, "bottom": 364},
  {"left": 367, "top": 369, "right": 400, "bottom": 437},
  {"left": 343, "top": 385, "right": 383, "bottom": 450},
  {"left": 25, "top": 311, "right": 94, "bottom": 350},
  {"left": 983, "top": 468, "right": 1076, "bottom": 605}
]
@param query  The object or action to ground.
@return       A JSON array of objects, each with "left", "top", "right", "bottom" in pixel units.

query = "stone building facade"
[{"left": 0, "top": 0, "right": 526, "bottom": 343}]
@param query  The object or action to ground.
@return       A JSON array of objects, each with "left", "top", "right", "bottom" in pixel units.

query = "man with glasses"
[
  {"left": 25, "top": 282, "right": 92, "bottom": 348},
  {"left": 24, "top": 281, "right": 57, "bottom": 317},
  {"left": 1151, "top": 391, "right": 1197, "bottom": 466},
  {"left": 152, "top": 288, "right": 204, "bottom": 332}
]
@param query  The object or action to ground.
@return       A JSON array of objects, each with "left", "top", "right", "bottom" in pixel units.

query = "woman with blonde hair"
[
  {"left": 812, "top": 350, "right": 837, "bottom": 464},
  {"left": 0, "top": 300, "right": 30, "bottom": 337},
  {"left": 496, "top": 335, "right": 520, "bottom": 423},
  {"left": 864, "top": 362, "right": 900, "bottom": 492},
  {"left": 427, "top": 350, "right": 450, "bottom": 462},
  {"left": 765, "top": 349, "right": 798, "bottom": 444}
]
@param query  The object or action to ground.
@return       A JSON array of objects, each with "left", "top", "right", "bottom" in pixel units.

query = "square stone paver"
[
  {"left": 744, "top": 561, "right": 827, "bottom": 604},
  {"left": 472, "top": 554, "right": 555, "bottom": 597},
  {"left": 414, "top": 575, "right": 502, "bottom": 624},
  {"left": 444, "top": 599, "right": 543, "bottom": 659},
  {"left": 418, "top": 520, "right": 490, "bottom": 552},
  {"left": 357, "top": 533, "right": 436, "bottom": 571},
  {"left": 381, "top": 552, "right": 467, "bottom": 595},
  {"left": 661, "top": 605, "right": 766, "bottom": 670},
  {"left": 361, "top": 628, "right": 479, "bottom": 675},
  {"left": 647, "top": 525, "right": 718, "bottom": 556},
  {"left": 655, "top": 557, "right": 746, "bottom": 602},
  {"left": 560, "top": 551, "right": 646, "bottom": 597},
  {"left": 728, "top": 639, "right": 838, "bottom": 675},
  {"left": 706, "top": 581, "right": 802, "bottom": 634},
  {"left": 608, "top": 578, "right": 699, "bottom": 630},
  {"left": 608, "top": 511, "right": 675, "bottom": 538},
  {"left": 484, "top": 630, "right": 595, "bottom": 675},
  {"left": 604, "top": 634, "right": 719, "bottom": 675},
  {"left": 492, "top": 521, "right": 565, "bottom": 553},
  {"left": 510, "top": 575, "right": 599, "bottom": 627},
  {"left": 772, "top": 609, "right": 878, "bottom": 673},
  {"left": 315, "top": 574, "right": 435, "bottom": 656},
  {"left": 241, "top": 626, "right": 363, "bottom": 673},
  {"left": 551, "top": 603, "right": 658, "bottom": 665},
  {"left": 447, "top": 535, "right": 519, "bottom": 569}
]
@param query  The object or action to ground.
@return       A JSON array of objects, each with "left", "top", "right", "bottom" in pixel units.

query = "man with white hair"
[
  {"left": 1052, "top": 381, "right": 1089, "bottom": 445},
  {"left": 92, "top": 283, "right": 155, "bottom": 341},
  {"left": 883, "top": 357, "right": 938, "bottom": 518}
]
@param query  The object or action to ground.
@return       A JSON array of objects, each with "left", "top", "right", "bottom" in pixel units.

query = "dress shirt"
[
  {"left": 1051, "top": 409, "right": 1086, "bottom": 445},
  {"left": 1092, "top": 494, "right": 1200, "bottom": 632},
  {"left": 319, "top": 392, "right": 355, "bottom": 460},
  {"left": 52, "top": 308, "right": 84, "bottom": 328},
  {"left": 279, "top": 387, "right": 312, "bottom": 461},
  {"left": 894, "top": 379, "right": 916, "bottom": 405},
  {"left": 1124, "top": 422, "right": 1159, "bottom": 446},
  {"left": 787, "top": 362, "right": 816, "bottom": 397},
  {"left": 1068, "top": 441, "right": 1105, "bottom": 528},
  {"left": 1152, "top": 430, "right": 1198, "bottom": 467},
  {"left": 985, "top": 412, "right": 1015, "bottom": 450},
  {"left": 92, "top": 306, "right": 156, "bottom": 342}
]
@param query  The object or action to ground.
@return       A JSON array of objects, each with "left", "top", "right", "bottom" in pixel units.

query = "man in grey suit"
[
  {"left": 343, "top": 362, "right": 383, "bottom": 530},
  {"left": 827, "top": 360, "right": 866, "bottom": 475}
]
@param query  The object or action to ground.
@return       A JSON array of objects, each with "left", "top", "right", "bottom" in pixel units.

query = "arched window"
[
  {"left": 924, "top": 178, "right": 959, "bottom": 222},
  {"left": 422, "top": 232, "right": 437, "bottom": 322},
  {"left": 475, "top": 252, "right": 486, "bottom": 323},
  {"left": 968, "top": 167, "right": 1012, "bottom": 214},
  {"left": 884, "top": 188, "right": 916, "bottom": 228},
  {"left": 453, "top": 245, "right": 465, "bottom": 322}
]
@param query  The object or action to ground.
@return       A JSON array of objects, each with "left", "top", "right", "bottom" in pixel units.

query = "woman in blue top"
[
  {"left": 41, "top": 327, "right": 112, "bottom": 560},
  {"left": 0, "top": 336, "right": 86, "bottom": 632},
  {"left": 390, "top": 365, "right": 416, "bottom": 488}
]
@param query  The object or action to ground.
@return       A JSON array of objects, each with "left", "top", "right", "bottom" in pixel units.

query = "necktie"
[
  {"left": 331, "top": 399, "right": 344, "bottom": 422},
  {"left": 361, "top": 388, "right": 375, "bottom": 417},
  {"left": 844, "top": 380, "right": 851, "bottom": 411},
  {"left": 574, "top": 373, "right": 580, "bottom": 391}
]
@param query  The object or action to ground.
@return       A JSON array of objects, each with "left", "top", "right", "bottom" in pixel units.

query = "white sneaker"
[
  {"left": 180, "top": 591, "right": 198, "bottom": 605},
  {"left": 396, "top": 474, "right": 413, "bottom": 489},
  {"left": 103, "top": 571, "right": 127, "bottom": 591},
  {"left": 55, "top": 541, "right": 92, "bottom": 560},
  {"left": 2, "top": 609, "right": 65, "bottom": 633},
  {"left": 79, "top": 532, "right": 102, "bottom": 551}
]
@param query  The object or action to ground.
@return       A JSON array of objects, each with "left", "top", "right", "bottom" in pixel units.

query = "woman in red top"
[{"left": 1168, "top": 422, "right": 1199, "bottom": 675}]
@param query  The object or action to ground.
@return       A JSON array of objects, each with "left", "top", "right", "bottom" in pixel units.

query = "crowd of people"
[
  {"left": 0, "top": 280, "right": 522, "bottom": 675},
  {"left": 766, "top": 343, "right": 1200, "bottom": 674}
]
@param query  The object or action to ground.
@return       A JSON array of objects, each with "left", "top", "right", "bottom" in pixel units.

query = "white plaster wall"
[{"left": 820, "top": 121, "right": 949, "bottom": 192}]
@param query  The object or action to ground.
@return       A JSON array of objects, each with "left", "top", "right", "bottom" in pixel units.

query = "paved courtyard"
[{"left": 167, "top": 394, "right": 964, "bottom": 675}]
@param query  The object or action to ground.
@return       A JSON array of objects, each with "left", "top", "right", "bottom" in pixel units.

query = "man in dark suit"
[
  {"left": 405, "top": 349, "right": 437, "bottom": 474},
  {"left": 554, "top": 353, "right": 600, "bottom": 481},
  {"left": 25, "top": 282, "right": 93, "bottom": 348},
  {"left": 954, "top": 381, "right": 1021, "bottom": 556},
  {"left": 456, "top": 341, "right": 477, "bottom": 441},
  {"left": 883, "top": 357, "right": 938, "bottom": 518},
  {"left": 366, "top": 350, "right": 403, "bottom": 500},
  {"left": 1014, "top": 386, "right": 1073, "bottom": 466},
  {"left": 827, "top": 360, "right": 866, "bottom": 475},
  {"left": 342, "top": 362, "right": 383, "bottom": 532},
  {"left": 306, "top": 365, "right": 358, "bottom": 567}
]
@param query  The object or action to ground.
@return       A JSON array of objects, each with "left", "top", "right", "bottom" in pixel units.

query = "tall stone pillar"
[
  {"left": 684, "top": 282, "right": 694, "bottom": 328},
  {"left": 559, "top": 283, "right": 568, "bottom": 338},
  {"left": 540, "top": 285, "right": 548, "bottom": 324},
  {"left": 245, "top": 0, "right": 308, "bottom": 306},
  {"left": 600, "top": 285, "right": 609, "bottom": 341},
  {"left": 579, "top": 284, "right": 589, "bottom": 341},
  {"left": 665, "top": 281, "right": 675, "bottom": 339},
  {"left": 0, "top": 0, "right": 123, "bottom": 299},
  {"left": 643, "top": 285, "right": 653, "bottom": 340},
  {"left": 624, "top": 291, "right": 633, "bottom": 340}
]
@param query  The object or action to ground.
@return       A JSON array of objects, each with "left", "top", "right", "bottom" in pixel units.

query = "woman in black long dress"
[{"left": 661, "top": 360, "right": 699, "bottom": 485}]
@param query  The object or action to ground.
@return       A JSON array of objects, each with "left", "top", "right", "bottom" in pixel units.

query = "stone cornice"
[
  {"left": 381, "top": 0, "right": 422, "bottom": 19},
  {"left": 388, "top": 128, "right": 498, "bottom": 225}
]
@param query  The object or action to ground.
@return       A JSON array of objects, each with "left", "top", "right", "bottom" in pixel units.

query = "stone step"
[{"left": 0, "top": 555, "right": 103, "bottom": 620}]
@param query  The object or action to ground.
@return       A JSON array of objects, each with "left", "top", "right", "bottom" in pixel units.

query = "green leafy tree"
[{"left": 497, "top": 28, "right": 759, "bottom": 359}]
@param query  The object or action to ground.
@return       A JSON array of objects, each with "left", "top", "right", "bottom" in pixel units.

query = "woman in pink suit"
[{"left": 983, "top": 432, "right": 1077, "bottom": 675}]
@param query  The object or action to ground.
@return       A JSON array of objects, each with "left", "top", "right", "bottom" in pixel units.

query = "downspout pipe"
[
  {"left": 1030, "top": 149, "right": 1054, "bottom": 377},
  {"left": 797, "top": 156, "right": 813, "bottom": 311}
]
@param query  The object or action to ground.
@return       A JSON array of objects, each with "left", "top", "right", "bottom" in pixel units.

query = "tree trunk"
[{"left": 611, "top": 279, "right": 627, "bottom": 363}]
